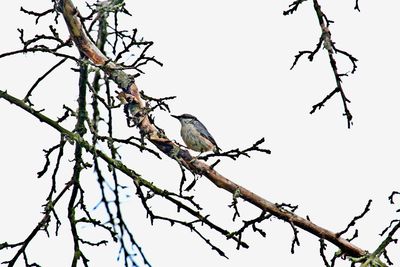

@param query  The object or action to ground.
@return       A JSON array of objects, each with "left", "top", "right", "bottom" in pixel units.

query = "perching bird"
[{"left": 172, "top": 113, "right": 221, "bottom": 154}]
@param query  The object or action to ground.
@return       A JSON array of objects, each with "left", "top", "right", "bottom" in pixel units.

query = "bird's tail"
[{"left": 213, "top": 145, "right": 222, "bottom": 154}]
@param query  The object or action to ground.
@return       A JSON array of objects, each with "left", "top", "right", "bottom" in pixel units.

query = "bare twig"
[
  {"left": 23, "top": 58, "right": 67, "bottom": 104},
  {"left": 336, "top": 200, "right": 372, "bottom": 237},
  {"left": 20, "top": 6, "right": 56, "bottom": 24},
  {"left": 354, "top": 0, "right": 361, "bottom": 12},
  {"left": 283, "top": 0, "right": 308, "bottom": 15}
]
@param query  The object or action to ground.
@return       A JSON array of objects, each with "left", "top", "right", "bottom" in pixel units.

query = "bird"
[{"left": 172, "top": 113, "right": 221, "bottom": 154}]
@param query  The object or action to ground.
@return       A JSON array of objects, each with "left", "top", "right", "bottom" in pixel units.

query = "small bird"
[{"left": 172, "top": 113, "right": 221, "bottom": 154}]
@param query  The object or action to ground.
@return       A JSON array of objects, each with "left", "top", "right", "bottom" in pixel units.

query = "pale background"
[{"left": 0, "top": 1, "right": 399, "bottom": 266}]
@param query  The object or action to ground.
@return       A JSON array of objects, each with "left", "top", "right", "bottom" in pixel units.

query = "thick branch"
[{"left": 57, "top": 0, "right": 367, "bottom": 258}]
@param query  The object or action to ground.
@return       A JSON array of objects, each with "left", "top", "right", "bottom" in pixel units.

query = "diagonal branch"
[
  {"left": 0, "top": 90, "right": 248, "bottom": 253},
  {"left": 56, "top": 0, "right": 367, "bottom": 258}
]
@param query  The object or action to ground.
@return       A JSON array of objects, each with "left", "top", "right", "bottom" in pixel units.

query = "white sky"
[{"left": 0, "top": 1, "right": 399, "bottom": 266}]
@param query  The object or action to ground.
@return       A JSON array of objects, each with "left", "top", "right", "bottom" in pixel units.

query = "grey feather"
[{"left": 192, "top": 119, "right": 221, "bottom": 151}]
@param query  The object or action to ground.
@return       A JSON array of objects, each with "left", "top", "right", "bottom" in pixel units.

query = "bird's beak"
[{"left": 171, "top": 114, "right": 180, "bottom": 119}]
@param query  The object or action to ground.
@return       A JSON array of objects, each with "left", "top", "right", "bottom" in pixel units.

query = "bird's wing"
[{"left": 193, "top": 120, "right": 220, "bottom": 151}]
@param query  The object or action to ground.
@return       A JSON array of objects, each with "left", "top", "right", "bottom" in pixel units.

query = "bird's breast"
[{"left": 181, "top": 124, "right": 215, "bottom": 152}]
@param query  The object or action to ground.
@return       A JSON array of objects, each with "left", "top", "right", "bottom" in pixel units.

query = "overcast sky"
[{"left": 1, "top": 1, "right": 399, "bottom": 266}]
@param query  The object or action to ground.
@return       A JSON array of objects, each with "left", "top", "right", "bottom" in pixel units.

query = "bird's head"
[{"left": 171, "top": 114, "right": 197, "bottom": 125}]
